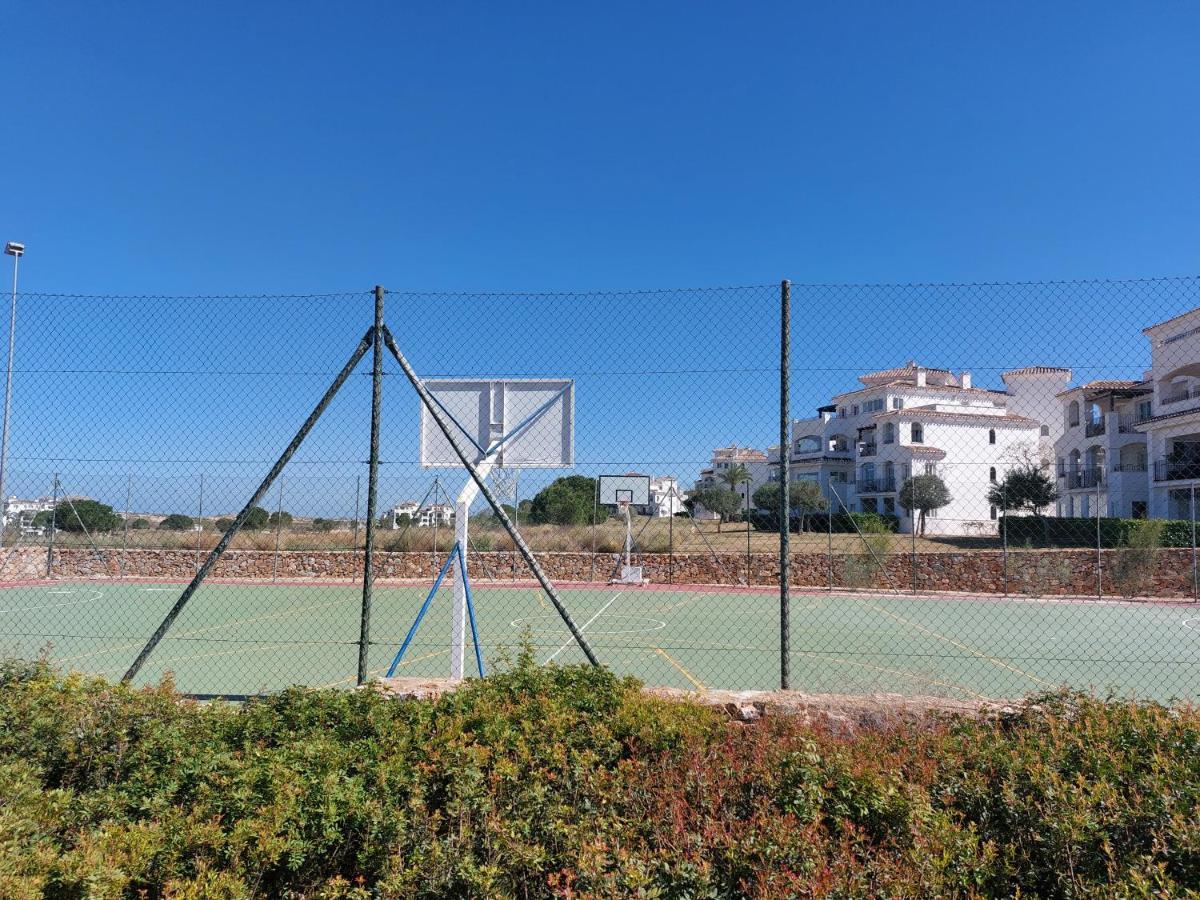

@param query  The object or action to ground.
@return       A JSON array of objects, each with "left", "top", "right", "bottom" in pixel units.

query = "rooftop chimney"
[
  {"left": 960, "top": 371, "right": 972, "bottom": 389},
  {"left": 915, "top": 367, "right": 927, "bottom": 387}
]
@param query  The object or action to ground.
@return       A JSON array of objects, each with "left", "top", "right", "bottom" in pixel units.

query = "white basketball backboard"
[
  {"left": 420, "top": 379, "right": 574, "bottom": 469},
  {"left": 598, "top": 474, "right": 651, "bottom": 506}
]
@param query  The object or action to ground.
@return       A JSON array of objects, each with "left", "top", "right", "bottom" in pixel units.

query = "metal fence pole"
[
  {"left": 272, "top": 476, "right": 285, "bottom": 582},
  {"left": 745, "top": 484, "right": 751, "bottom": 585},
  {"left": 45, "top": 472, "right": 58, "bottom": 578},
  {"left": 1096, "top": 479, "right": 1102, "bottom": 599},
  {"left": 357, "top": 285, "right": 385, "bottom": 685},
  {"left": 1002, "top": 484, "right": 1009, "bottom": 596},
  {"left": 779, "top": 278, "right": 791, "bottom": 691},
  {"left": 668, "top": 492, "right": 674, "bottom": 585},
  {"left": 120, "top": 474, "right": 132, "bottom": 579},
  {"left": 590, "top": 480, "right": 599, "bottom": 582},
  {"left": 431, "top": 477, "right": 440, "bottom": 571},
  {"left": 827, "top": 485, "right": 833, "bottom": 592},
  {"left": 353, "top": 475, "right": 361, "bottom": 551},
  {"left": 1192, "top": 484, "right": 1197, "bottom": 602},
  {"left": 195, "top": 473, "right": 205, "bottom": 575},
  {"left": 911, "top": 512, "right": 917, "bottom": 595}
]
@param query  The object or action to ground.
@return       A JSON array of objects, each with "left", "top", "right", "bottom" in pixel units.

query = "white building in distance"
[
  {"left": 779, "top": 362, "right": 1069, "bottom": 535},
  {"left": 695, "top": 446, "right": 772, "bottom": 507},
  {"left": 644, "top": 476, "right": 687, "bottom": 518},
  {"left": 1139, "top": 307, "right": 1200, "bottom": 520},
  {"left": 416, "top": 503, "right": 454, "bottom": 528},
  {"left": 387, "top": 501, "right": 421, "bottom": 528}
]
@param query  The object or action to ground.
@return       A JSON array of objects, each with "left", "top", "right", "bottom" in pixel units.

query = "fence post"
[
  {"left": 272, "top": 476, "right": 285, "bottom": 582},
  {"left": 1001, "top": 485, "right": 1009, "bottom": 596},
  {"left": 358, "top": 285, "right": 385, "bottom": 685},
  {"left": 353, "top": 475, "right": 361, "bottom": 551},
  {"left": 120, "top": 474, "right": 132, "bottom": 579},
  {"left": 827, "top": 485, "right": 833, "bottom": 592},
  {"left": 45, "top": 472, "right": 58, "bottom": 578},
  {"left": 779, "top": 279, "right": 791, "bottom": 691},
  {"left": 1095, "top": 479, "right": 1102, "bottom": 599},
  {"left": 195, "top": 473, "right": 205, "bottom": 575},
  {"left": 1191, "top": 484, "right": 1197, "bottom": 603},
  {"left": 911, "top": 506, "right": 917, "bottom": 595},
  {"left": 745, "top": 484, "right": 751, "bottom": 585},
  {"left": 668, "top": 492, "right": 674, "bottom": 585},
  {"left": 590, "top": 480, "right": 599, "bottom": 582}
]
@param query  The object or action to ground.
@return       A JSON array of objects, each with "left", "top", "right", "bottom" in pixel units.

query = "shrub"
[
  {"left": 1004, "top": 515, "right": 1199, "bottom": 548},
  {"left": 158, "top": 513, "right": 194, "bottom": 531},
  {"left": 1109, "top": 519, "right": 1164, "bottom": 598},
  {"left": 0, "top": 659, "right": 1197, "bottom": 895},
  {"left": 49, "top": 499, "right": 122, "bottom": 533},
  {"left": 128, "top": 517, "right": 150, "bottom": 530},
  {"left": 214, "top": 517, "right": 235, "bottom": 533}
]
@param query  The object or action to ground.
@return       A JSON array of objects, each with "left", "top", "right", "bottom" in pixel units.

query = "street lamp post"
[{"left": 0, "top": 241, "right": 25, "bottom": 547}]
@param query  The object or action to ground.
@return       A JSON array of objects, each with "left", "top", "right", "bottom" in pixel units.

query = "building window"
[
  {"left": 1040, "top": 425, "right": 1050, "bottom": 436},
  {"left": 911, "top": 422, "right": 924, "bottom": 444},
  {"left": 924, "top": 462, "right": 937, "bottom": 475},
  {"left": 988, "top": 428, "right": 996, "bottom": 444},
  {"left": 990, "top": 505, "right": 997, "bottom": 520},
  {"left": 852, "top": 404, "right": 859, "bottom": 416},
  {"left": 864, "top": 398, "right": 884, "bottom": 413},
  {"left": 1068, "top": 401, "right": 1080, "bottom": 427},
  {"left": 882, "top": 422, "right": 895, "bottom": 444},
  {"left": 989, "top": 467, "right": 997, "bottom": 482},
  {"left": 883, "top": 497, "right": 895, "bottom": 514},
  {"left": 861, "top": 497, "right": 878, "bottom": 513},
  {"left": 891, "top": 397, "right": 904, "bottom": 410}
]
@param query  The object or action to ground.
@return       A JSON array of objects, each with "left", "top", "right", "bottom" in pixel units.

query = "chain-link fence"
[{"left": 2, "top": 278, "right": 1199, "bottom": 701}]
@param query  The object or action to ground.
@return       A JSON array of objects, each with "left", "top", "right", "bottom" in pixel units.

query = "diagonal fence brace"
[
  {"left": 381, "top": 324, "right": 600, "bottom": 667},
  {"left": 121, "top": 326, "right": 376, "bottom": 683}
]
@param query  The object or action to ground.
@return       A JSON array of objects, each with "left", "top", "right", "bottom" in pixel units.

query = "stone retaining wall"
[{"left": 4, "top": 546, "right": 1195, "bottom": 599}]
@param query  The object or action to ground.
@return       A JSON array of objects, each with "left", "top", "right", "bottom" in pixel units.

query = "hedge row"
[
  {"left": 1, "top": 656, "right": 1197, "bottom": 896},
  {"left": 750, "top": 510, "right": 900, "bottom": 534},
  {"left": 1001, "top": 515, "right": 1198, "bottom": 548}
]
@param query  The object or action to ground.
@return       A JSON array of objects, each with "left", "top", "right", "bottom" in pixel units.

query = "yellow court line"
[
  {"left": 96, "top": 641, "right": 302, "bottom": 677},
  {"left": 654, "top": 647, "right": 706, "bottom": 690},
  {"left": 867, "top": 602, "right": 1056, "bottom": 689}
]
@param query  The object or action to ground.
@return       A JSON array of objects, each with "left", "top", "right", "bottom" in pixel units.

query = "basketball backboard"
[
  {"left": 420, "top": 379, "right": 574, "bottom": 469},
  {"left": 598, "top": 474, "right": 651, "bottom": 506}
]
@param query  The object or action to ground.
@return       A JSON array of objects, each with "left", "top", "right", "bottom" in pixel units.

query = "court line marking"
[
  {"left": 544, "top": 592, "right": 621, "bottom": 664},
  {"left": 511, "top": 614, "right": 666, "bottom": 636},
  {"left": 793, "top": 649, "right": 988, "bottom": 700},
  {"left": 0, "top": 588, "right": 106, "bottom": 615},
  {"left": 653, "top": 647, "right": 706, "bottom": 690},
  {"left": 865, "top": 601, "right": 1057, "bottom": 689}
]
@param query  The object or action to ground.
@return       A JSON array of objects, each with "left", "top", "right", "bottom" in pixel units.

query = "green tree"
[
  {"left": 30, "top": 510, "right": 53, "bottom": 530},
  {"left": 898, "top": 474, "right": 952, "bottom": 536},
  {"left": 242, "top": 507, "right": 270, "bottom": 531},
  {"left": 268, "top": 510, "right": 294, "bottom": 530},
  {"left": 718, "top": 463, "right": 751, "bottom": 500},
  {"left": 687, "top": 487, "right": 742, "bottom": 532},
  {"left": 311, "top": 518, "right": 337, "bottom": 532},
  {"left": 158, "top": 514, "right": 195, "bottom": 531},
  {"left": 128, "top": 517, "right": 151, "bottom": 530},
  {"left": 752, "top": 481, "right": 828, "bottom": 530},
  {"left": 214, "top": 517, "right": 235, "bottom": 533},
  {"left": 52, "top": 499, "right": 122, "bottom": 533},
  {"left": 988, "top": 465, "right": 1058, "bottom": 516},
  {"left": 528, "top": 476, "right": 598, "bottom": 526}
]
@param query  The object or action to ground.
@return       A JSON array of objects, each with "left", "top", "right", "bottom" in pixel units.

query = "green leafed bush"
[{"left": 0, "top": 655, "right": 1197, "bottom": 896}]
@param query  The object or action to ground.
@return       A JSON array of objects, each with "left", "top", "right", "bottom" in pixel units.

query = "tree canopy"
[
  {"left": 528, "top": 476, "right": 598, "bottom": 526},
  {"left": 687, "top": 487, "right": 743, "bottom": 531},
  {"left": 987, "top": 465, "right": 1058, "bottom": 516},
  {"left": 268, "top": 510, "right": 294, "bottom": 529},
  {"left": 898, "top": 474, "right": 952, "bottom": 536},
  {"left": 241, "top": 507, "right": 270, "bottom": 531},
  {"left": 158, "top": 514, "right": 195, "bottom": 531},
  {"left": 51, "top": 500, "right": 122, "bottom": 533},
  {"left": 752, "top": 481, "right": 827, "bottom": 513}
]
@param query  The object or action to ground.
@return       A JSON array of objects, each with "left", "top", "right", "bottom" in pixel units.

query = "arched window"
[
  {"left": 989, "top": 467, "right": 997, "bottom": 482},
  {"left": 1068, "top": 401, "right": 1080, "bottom": 427},
  {"left": 988, "top": 428, "right": 996, "bottom": 444},
  {"left": 882, "top": 422, "right": 895, "bottom": 444},
  {"left": 911, "top": 422, "right": 924, "bottom": 444}
]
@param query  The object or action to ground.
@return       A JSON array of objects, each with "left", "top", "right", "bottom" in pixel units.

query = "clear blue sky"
[{"left": 2, "top": 2, "right": 1199, "bottom": 518}]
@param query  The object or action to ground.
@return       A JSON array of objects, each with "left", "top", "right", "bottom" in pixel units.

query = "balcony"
[
  {"left": 1118, "top": 413, "right": 1153, "bottom": 433},
  {"left": 1153, "top": 459, "right": 1200, "bottom": 482},
  {"left": 1111, "top": 461, "right": 1148, "bottom": 473},
  {"left": 858, "top": 443, "right": 877, "bottom": 457},
  {"left": 1062, "top": 467, "right": 1104, "bottom": 490},
  {"left": 857, "top": 475, "right": 896, "bottom": 494},
  {"left": 1084, "top": 417, "right": 1107, "bottom": 438},
  {"left": 1162, "top": 384, "right": 1200, "bottom": 408}
]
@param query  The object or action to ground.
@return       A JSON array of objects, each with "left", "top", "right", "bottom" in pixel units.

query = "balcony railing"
[
  {"left": 1153, "top": 459, "right": 1200, "bottom": 482},
  {"left": 1118, "top": 413, "right": 1153, "bottom": 433},
  {"left": 858, "top": 443, "right": 877, "bottom": 457},
  {"left": 1162, "top": 384, "right": 1200, "bottom": 407},
  {"left": 1084, "top": 417, "right": 1107, "bottom": 437},
  {"left": 857, "top": 476, "right": 896, "bottom": 494},
  {"left": 1061, "top": 467, "right": 1104, "bottom": 489},
  {"left": 1111, "top": 461, "right": 1148, "bottom": 473}
]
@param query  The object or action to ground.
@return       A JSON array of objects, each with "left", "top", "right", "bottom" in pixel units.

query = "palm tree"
[{"left": 719, "top": 463, "right": 751, "bottom": 529}]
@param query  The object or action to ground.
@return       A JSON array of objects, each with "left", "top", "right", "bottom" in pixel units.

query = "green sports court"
[{"left": 2, "top": 577, "right": 1197, "bottom": 701}]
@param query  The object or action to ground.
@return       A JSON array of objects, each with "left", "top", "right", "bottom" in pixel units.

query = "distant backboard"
[
  {"left": 598, "top": 474, "right": 651, "bottom": 506},
  {"left": 420, "top": 379, "right": 574, "bottom": 469}
]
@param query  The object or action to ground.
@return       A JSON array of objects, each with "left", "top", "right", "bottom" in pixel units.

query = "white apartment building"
[
  {"left": 1139, "top": 307, "right": 1200, "bottom": 520},
  {"left": 416, "top": 503, "right": 454, "bottom": 528},
  {"left": 388, "top": 501, "right": 421, "bottom": 528},
  {"left": 642, "top": 475, "right": 686, "bottom": 518},
  {"left": 780, "top": 362, "right": 1069, "bottom": 535},
  {"left": 1053, "top": 381, "right": 1151, "bottom": 519},
  {"left": 695, "top": 445, "right": 772, "bottom": 507}
]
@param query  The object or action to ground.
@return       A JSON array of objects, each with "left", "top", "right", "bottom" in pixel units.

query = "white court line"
[
  {"left": 140, "top": 588, "right": 174, "bottom": 592},
  {"left": 544, "top": 592, "right": 622, "bottom": 664},
  {"left": 0, "top": 589, "right": 105, "bottom": 615}
]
